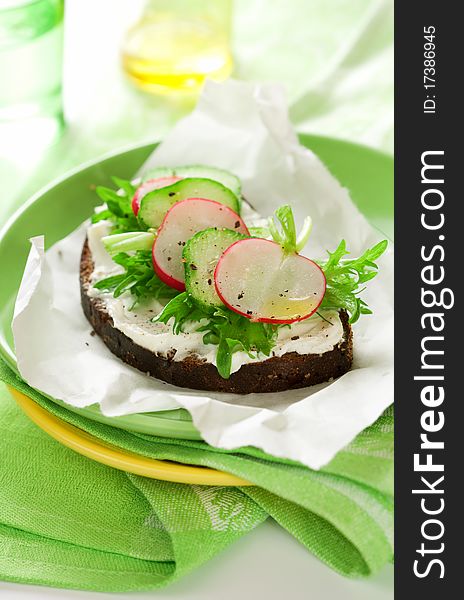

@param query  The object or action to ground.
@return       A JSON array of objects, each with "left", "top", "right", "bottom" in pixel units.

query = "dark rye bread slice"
[{"left": 80, "top": 240, "right": 353, "bottom": 394}]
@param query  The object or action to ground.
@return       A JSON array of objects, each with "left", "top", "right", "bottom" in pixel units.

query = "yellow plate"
[{"left": 9, "top": 387, "right": 252, "bottom": 487}]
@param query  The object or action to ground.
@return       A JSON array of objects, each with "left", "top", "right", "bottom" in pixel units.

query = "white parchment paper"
[{"left": 13, "top": 80, "right": 393, "bottom": 469}]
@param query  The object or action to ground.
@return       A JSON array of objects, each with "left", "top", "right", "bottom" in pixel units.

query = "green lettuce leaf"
[
  {"left": 318, "top": 239, "right": 388, "bottom": 323},
  {"left": 93, "top": 250, "right": 178, "bottom": 308},
  {"left": 91, "top": 176, "right": 142, "bottom": 234},
  {"left": 154, "top": 293, "right": 280, "bottom": 379}
]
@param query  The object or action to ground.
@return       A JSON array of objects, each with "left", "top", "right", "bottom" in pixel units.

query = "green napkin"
[{"left": 0, "top": 359, "right": 393, "bottom": 591}]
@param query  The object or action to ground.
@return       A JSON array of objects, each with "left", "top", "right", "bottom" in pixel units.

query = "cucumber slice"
[
  {"left": 142, "top": 166, "right": 175, "bottom": 180},
  {"left": 177, "top": 166, "right": 241, "bottom": 197},
  {"left": 183, "top": 228, "right": 247, "bottom": 311},
  {"left": 143, "top": 165, "right": 241, "bottom": 197},
  {"left": 138, "top": 178, "right": 241, "bottom": 229}
]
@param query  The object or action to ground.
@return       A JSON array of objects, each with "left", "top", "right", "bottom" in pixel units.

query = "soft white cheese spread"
[{"left": 86, "top": 211, "right": 345, "bottom": 374}]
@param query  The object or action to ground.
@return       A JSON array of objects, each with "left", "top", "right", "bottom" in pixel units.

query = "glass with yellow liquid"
[
  {"left": 0, "top": 0, "right": 64, "bottom": 154},
  {"left": 121, "top": 0, "right": 233, "bottom": 95}
]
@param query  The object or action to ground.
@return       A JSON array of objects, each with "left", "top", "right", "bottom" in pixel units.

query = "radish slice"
[
  {"left": 214, "top": 238, "right": 326, "bottom": 323},
  {"left": 131, "top": 176, "right": 182, "bottom": 216},
  {"left": 152, "top": 198, "right": 249, "bottom": 291}
]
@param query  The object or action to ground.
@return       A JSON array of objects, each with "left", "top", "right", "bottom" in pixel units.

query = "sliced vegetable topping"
[
  {"left": 143, "top": 165, "right": 241, "bottom": 197},
  {"left": 137, "top": 178, "right": 241, "bottom": 229},
  {"left": 131, "top": 176, "right": 182, "bottom": 216},
  {"left": 152, "top": 198, "right": 249, "bottom": 291},
  {"left": 183, "top": 228, "right": 247, "bottom": 311},
  {"left": 91, "top": 164, "right": 389, "bottom": 381},
  {"left": 214, "top": 238, "right": 326, "bottom": 323}
]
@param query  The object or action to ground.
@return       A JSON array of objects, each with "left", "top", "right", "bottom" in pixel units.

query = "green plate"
[{"left": 0, "top": 134, "right": 393, "bottom": 440}]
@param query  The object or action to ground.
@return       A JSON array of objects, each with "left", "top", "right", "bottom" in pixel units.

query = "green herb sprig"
[
  {"left": 91, "top": 177, "right": 142, "bottom": 234},
  {"left": 102, "top": 231, "right": 155, "bottom": 255},
  {"left": 154, "top": 293, "right": 279, "bottom": 379},
  {"left": 319, "top": 239, "right": 388, "bottom": 323},
  {"left": 93, "top": 250, "right": 178, "bottom": 309},
  {"left": 268, "top": 204, "right": 312, "bottom": 253}
]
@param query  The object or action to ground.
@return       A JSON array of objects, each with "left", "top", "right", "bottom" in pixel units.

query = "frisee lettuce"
[
  {"left": 91, "top": 177, "right": 142, "bottom": 234},
  {"left": 318, "top": 239, "right": 388, "bottom": 323},
  {"left": 153, "top": 293, "right": 279, "bottom": 379},
  {"left": 268, "top": 204, "right": 312, "bottom": 253},
  {"left": 93, "top": 250, "right": 178, "bottom": 308}
]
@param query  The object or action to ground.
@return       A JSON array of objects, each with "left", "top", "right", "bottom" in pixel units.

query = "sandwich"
[{"left": 80, "top": 166, "right": 386, "bottom": 394}]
